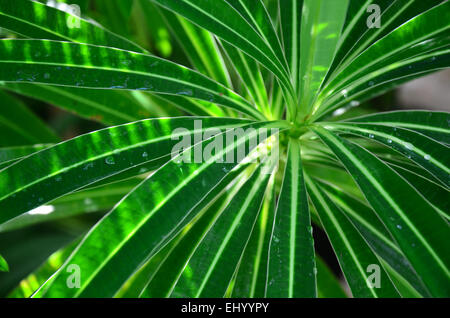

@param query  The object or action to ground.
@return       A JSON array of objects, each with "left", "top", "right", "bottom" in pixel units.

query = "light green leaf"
[
  {"left": 297, "top": 0, "right": 349, "bottom": 120},
  {"left": 316, "top": 256, "right": 347, "bottom": 298},
  {"left": 0, "top": 254, "right": 8, "bottom": 272}
]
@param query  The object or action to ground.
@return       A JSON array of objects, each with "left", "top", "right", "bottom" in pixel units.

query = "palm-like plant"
[{"left": 0, "top": 0, "right": 448, "bottom": 298}]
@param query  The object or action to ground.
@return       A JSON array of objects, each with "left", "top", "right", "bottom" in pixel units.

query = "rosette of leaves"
[{"left": 0, "top": 0, "right": 448, "bottom": 298}]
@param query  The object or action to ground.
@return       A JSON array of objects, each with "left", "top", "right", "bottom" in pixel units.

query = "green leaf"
[
  {"left": 1, "top": 83, "right": 157, "bottom": 125},
  {"left": 266, "top": 139, "right": 316, "bottom": 297},
  {"left": 0, "top": 0, "right": 144, "bottom": 52},
  {"left": 344, "top": 110, "right": 450, "bottom": 144},
  {"left": 279, "top": 0, "right": 303, "bottom": 95},
  {"left": 140, "top": 165, "right": 251, "bottom": 298},
  {"left": 0, "top": 144, "right": 51, "bottom": 169},
  {"left": 170, "top": 162, "right": 273, "bottom": 297},
  {"left": 327, "top": 0, "right": 445, "bottom": 83},
  {"left": 0, "top": 117, "right": 253, "bottom": 224},
  {"left": 319, "top": 180, "right": 431, "bottom": 297},
  {"left": 313, "top": 1, "right": 450, "bottom": 117},
  {"left": 0, "top": 90, "right": 59, "bottom": 146},
  {"left": 314, "top": 47, "right": 450, "bottom": 120},
  {"left": 305, "top": 175, "right": 400, "bottom": 297},
  {"left": 149, "top": 0, "right": 294, "bottom": 100},
  {"left": 156, "top": 5, "right": 231, "bottom": 86},
  {"left": 297, "top": 0, "right": 349, "bottom": 118},
  {"left": 0, "top": 254, "right": 8, "bottom": 272},
  {"left": 316, "top": 256, "right": 347, "bottom": 298},
  {"left": 0, "top": 178, "right": 139, "bottom": 233},
  {"left": 220, "top": 41, "right": 270, "bottom": 115},
  {"left": 326, "top": 122, "right": 450, "bottom": 187},
  {"left": 389, "top": 164, "right": 449, "bottom": 220},
  {"left": 34, "top": 121, "right": 283, "bottom": 297},
  {"left": 311, "top": 126, "right": 450, "bottom": 297},
  {"left": 0, "top": 39, "right": 264, "bottom": 120},
  {"left": 231, "top": 175, "right": 276, "bottom": 298}
]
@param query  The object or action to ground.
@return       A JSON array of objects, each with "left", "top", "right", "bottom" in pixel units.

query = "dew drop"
[
  {"left": 387, "top": 139, "right": 393, "bottom": 144},
  {"left": 105, "top": 156, "right": 115, "bottom": 165},
  {"left": 369, "top": 134, "right": 374, "bottom": 139},
  {"left": 424, "top": 154, "right": 431, "bottom": 161},
  {"left": 350, "top": 100, "right": 360, "bottom": 107},
  {"left": 142, "top": 152, "right": 148, "bottom": 158},
  {"left": 139, "top": 168, "right": 148, "bottom": 174},
  {"left": 341, "top": 89, "right": 348, "bottom": 98},
  {"left": 43, "top": 73, "right": 50, "bottom": 79},
  {"left": 396, "top": 224, "right": 402, "bottom": 230},
  {"left": 177, "top": 89, "right": 193, "bottom": 96},
  {"left": 404, "top": 142, "right": 414, "bottom": 150}
]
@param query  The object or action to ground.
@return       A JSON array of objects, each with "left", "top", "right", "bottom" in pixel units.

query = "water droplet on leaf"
[{"left": 105, "top": 156, "right": 115, "bottom": 165}]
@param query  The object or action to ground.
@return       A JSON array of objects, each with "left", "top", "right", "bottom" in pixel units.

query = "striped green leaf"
[
  {"left": 140, "top": 165, "right": 251, "bottom": 298},
  {"left": 220, "top": 41, "right": 270, "bottom": 116},
  {"left": 155, "top": 5, "right": 231, "bottom": 86},
  {"left": 0, "top": 117, "right": 253, "bottom": 224},
  {"left": 326, "top": 0, "right": 445, "bottom": 84},
  {"left": 0, "top": 144, "right": 51, "bottom": 169},
  {"left": 149, "top": 0, "right": 294, "bottom": 100},
  {"left": 266, "top": 139, "right": 316, "bottom": 297},
  {"left": 312, "top": 126, "right": 450, "bottom": 297},
  {"left": 34, "top": 121, "right": 283, "bottom": 297},
  {"left": 0, "top": 178, "right": 139, "bottom": 233},
  {"left": 306, "top": 175, "right": 400, "bottom": 297},
  {"left": 279, "top": 0, "right": 303, "bottom": 96},
  {"left": 313, "top": 1, "right": 450, "bottom": 118},
  {"left": 231, "top": 176, "right": 276, "bottom": 297},
  {"left": 389, "top": 164, "right": 449, "bottom": 220},
  {"left": 318, "top": 180, "right": 431, "bottom": 297},
  {"left": 0, "top": 0, "right": 144, "bottom": 52},
  {"left": 325, "top": 122, "right": 450, "bottom": 186},
  {"left": 1, "top": 83, "right": 160, "bottom": 125},
  {"left": 170, "top": 163, "right": 273, "bottom": 297},
  {"left": 0, "top": 39, "right": 264, "bottom": 120},
  {"left": 345, "top": 111, "right": 450, "bottom": 144}
]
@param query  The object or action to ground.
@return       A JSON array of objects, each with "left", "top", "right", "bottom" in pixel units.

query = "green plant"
[{"left": 0, "top": 0, "right": 449, "bottom": 298}]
